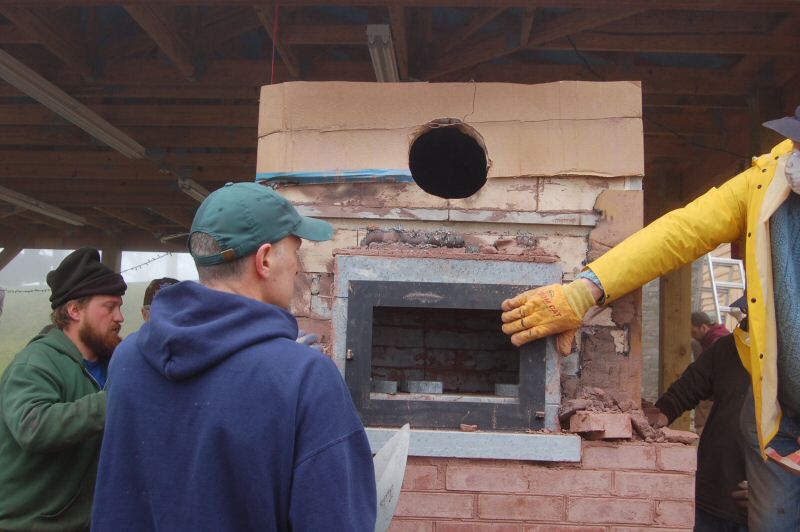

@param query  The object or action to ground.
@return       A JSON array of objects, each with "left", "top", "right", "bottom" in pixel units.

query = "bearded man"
[{"left": 0, "top": 247, "right": 126, "bottom": 532}]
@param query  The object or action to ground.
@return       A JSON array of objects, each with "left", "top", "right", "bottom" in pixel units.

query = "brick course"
[{"left": 391, "top": 442, "right": 695, "bottom": 531}]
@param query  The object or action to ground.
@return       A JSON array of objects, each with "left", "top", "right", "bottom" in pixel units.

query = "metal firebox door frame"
[{"left": 344, "top": 280, "right": 547, "bottom": 431}]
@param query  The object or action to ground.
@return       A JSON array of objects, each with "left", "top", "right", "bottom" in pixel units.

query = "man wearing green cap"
[
  {"left": 0, "top": 247, "right": 126, "bottom": 532},
  {"left": 93, "top": 183, "right": 376, "bottom": 531}
]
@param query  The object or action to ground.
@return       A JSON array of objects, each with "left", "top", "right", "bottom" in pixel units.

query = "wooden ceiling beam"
[
  {"left": 0, "top": 22, "right": 35, "bottom": 44},
  {"left": 643, "top": 94, "right": 748, "bottom": 110},
  {"left": 0, "top": 149, "right": 256, "bottom": 168},
  {"left": 124, "top": 5, "right": 198, "bottom": 81},
  {"left": 0, "top": 7, "right": 94, "bottom": 79},
  {"left": 592, "top": 10, "right": 779, "bottom": 34},
  {"left": 466, "top": 62, "right": 755, "bottom": 95},
  {"left": 280, "top": 24, "right": 366, "bottom": 45},
  {"left": 0, "top": 125, "right": 256, "bottom": 149},
  {"left": 730, "top": 15, "right": 798, "bottom": 78},
  {"left": 149, "top": 207, "right": 195, "bottom": 229},
  {"left": 106, "top": 7, "right": 261, "bottom": 60},
  {"left": 0, "top": 103, "right": 257, "bottom": 128},
  {"left": 643, "top": 109, "right": 745, "bottom": 137},
  {"left": 0, "top": 225, "right": 187, "bottom": 253},
  {"left": 422, "top": 8, "right": 643, "bottom": 79},
  {"left": 3, "top": 188, "right": 196, "bottom": 208},
  {"left": 441, "top": 7, "right": 505, "bottom": 51},
  {"left": 520, "top": 9, "right": 536, "bottom": 47},
  {"left": 4, "top": 1, "right": 799, "bottom": 12},
  {"left": 0, "top": 163, "right": 252, "bottom": 182},
  {"left": 545, "top": 32, "right": 799, "bottom": 56},
  {"left": 198, "top": 7, "right": 262, "bottom": 49},
  {"left": 0, "top": 204, "right": 26, "bottom": 220},
  {"left": 0, "top": 83, "right": 260, "bottom": 100},
  {"left": 93, "top": 206, "right": 165, "bottom": 234},
  {"left": 254, "top": 5, "right": 301, "bottom": 79},
  {"left": 387, "top": 7, "right": 408, "bottom": 79}
]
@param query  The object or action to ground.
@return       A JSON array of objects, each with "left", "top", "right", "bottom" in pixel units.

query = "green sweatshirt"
[{"left": 0, "top": 328, "right": 106, "bottom": 532}]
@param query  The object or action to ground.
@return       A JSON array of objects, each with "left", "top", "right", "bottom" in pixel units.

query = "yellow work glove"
[{"left": 500, "top": 280, "right": 597, "bottom": 354}]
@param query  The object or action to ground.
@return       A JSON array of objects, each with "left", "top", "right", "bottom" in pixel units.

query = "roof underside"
[{"left": 0, "top": 1, "right": 798, "bottom": 252}]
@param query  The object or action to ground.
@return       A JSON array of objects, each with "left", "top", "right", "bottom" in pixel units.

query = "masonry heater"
[{"left": 257, "top": 81, "right": 645, "bottom": 445}]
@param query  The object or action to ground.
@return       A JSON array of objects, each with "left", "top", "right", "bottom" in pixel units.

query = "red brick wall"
[{"left": 390, "top": 441, "right": 696, "bottom": 532}]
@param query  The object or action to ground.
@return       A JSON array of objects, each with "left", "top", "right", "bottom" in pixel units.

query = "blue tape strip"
[{"left": 255, "top": 169, "right": 413, "bottom": 185}]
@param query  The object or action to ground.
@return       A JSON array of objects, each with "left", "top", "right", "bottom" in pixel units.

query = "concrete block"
[
  {"left": 372, "top": 380, "right": 398, "bottom": 394},
  {"left": 569, "top": 412, "right": 632, "bottom": 440},
  {"left": 400, "top": 380, "right": 443, "bottom": 394}
]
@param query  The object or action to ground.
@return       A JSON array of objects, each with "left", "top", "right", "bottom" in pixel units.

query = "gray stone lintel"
[
  {"left": 334, "top": 254, "right": 562, "bottom": 298},
  {"left": 366, "top": 428, "right": 581, "bottom": 462}
]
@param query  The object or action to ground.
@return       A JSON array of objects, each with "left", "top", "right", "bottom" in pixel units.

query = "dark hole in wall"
[
  {"left": 408, "top": 125, "right": 488, "bottom": 199},
  {"left": 371, "top": 306, "right": 518, "bottom": 394}
]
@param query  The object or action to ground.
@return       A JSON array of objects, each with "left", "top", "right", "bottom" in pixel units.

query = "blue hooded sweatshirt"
[{"left": 91, "top": 281, "right": 376, "bottom": 531}]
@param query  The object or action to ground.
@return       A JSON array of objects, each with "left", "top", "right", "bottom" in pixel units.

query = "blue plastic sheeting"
[{"left": 255, "top": 169, "right": 414, "bottom": 185}]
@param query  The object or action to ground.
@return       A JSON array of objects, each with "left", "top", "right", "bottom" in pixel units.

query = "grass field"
[{"left": 0, "top": 282, "right": 149, "bottom": 374}]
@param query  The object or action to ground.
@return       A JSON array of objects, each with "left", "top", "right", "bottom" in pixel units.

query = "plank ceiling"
[{"left": 0, "top": 1, "right": 798, "bottom": 252}]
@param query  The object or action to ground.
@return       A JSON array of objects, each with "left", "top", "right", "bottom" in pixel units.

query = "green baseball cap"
[{"left": 189, "top": 182, "right": 334, "bottom": 266}]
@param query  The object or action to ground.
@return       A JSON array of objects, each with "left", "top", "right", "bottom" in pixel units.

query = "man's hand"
[
  {"left": 296, "top": 330, "right": 323, "bottom": 352},
  {"left": 501, "top": 279, "right": 599, "bottom": 354},
  {"left": 731, "top": 480, "right": 748, "bottom": 510}
]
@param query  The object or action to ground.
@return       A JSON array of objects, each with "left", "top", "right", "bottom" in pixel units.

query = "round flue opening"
[{"left": 408, "top": 122, "right": 488, "bottom": 199}]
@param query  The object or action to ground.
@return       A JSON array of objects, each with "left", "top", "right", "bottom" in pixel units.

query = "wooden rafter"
[
  {"left": 0, "top": 149, "right": 255, "bottom": 168},
  {"left": 520, "top": 8, "right": 535, "bottom": 46},
  {"left": 387, "top": 6, "right": 408, "bottom": 79},
  {"left": 467, "top": 62, "right": 756, "bottom": 96},
  {"left": 0, "top": 7, "right": 93, "bottom": 79},
  {"left": 0, "top": 103, "right": 257, "bottom": 128},
  {"left": 545, "top": 32, "right": 800, "bottom": 56},
  {"left": 0, "top": 225, "right": 186, "bottom": 253},
  {"left": 149, "top": 207, "right": 195, "bottom": 229},
  {"left": 197, "top": 7, "right": 263, "bottom": 51},
  {"left": 281, "top": 24, "right": 364, "bottom": 45},
  {"left": 0, "top": 124, "right": 255, "bottom": 149},
  {"left": 442, "top": 7, "right": 505, "bottom": 51},
  {"left": 0, "top": 237, "right": 26, "bottom": 271},
  {"left": 731, "top": 15, "right": 798, "bottom": 78},
  {"left": 5, "top": 1, "right": 799, "bottom": 11},
  {"left": 254, "top": 5, "right": 301, "bottom": 79},
  {"left": 125, "top": 5, "right": 198, "bottom": 81},
  {"left": 422, "top": 8, "right": 643, "bottom": 79},
  {"left": 93, "top": 206, "right": 164, "bottom": 234}
]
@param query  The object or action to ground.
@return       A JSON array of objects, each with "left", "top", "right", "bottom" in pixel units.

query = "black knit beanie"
[{"left": 47, "top": 248, "right": 127, "bottom": 309}]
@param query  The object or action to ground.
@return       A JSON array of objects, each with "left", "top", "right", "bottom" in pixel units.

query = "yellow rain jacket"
[{"left": 588, "top": 139, "right": 796, "bottom": 453}]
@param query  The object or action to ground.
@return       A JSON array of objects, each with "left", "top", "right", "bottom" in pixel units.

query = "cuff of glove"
[
  {"left": 576, "top": 269, "right": 606, "bottom": 305},
  {"left": 563, "top": 278, "right": 597, "bottom": 319}
]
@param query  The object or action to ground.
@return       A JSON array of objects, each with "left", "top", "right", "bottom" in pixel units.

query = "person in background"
[
  {"left": 691, "top": 311, "right": 731, "bottom": 351},
  {"left": 0, "top": 248, "right": 126, "bottom": 532},
  {"left": 690, "top": 311, "right": 732, "bottom": 431},
  {"left": 92, "top": 183, "right": 376, "bottom": 531},
  {"left": 141, "top": 277, "right": 179, "bottom": 321},
  {"left": 653, "top": 299, "right": 750, "bottom": 531}
]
